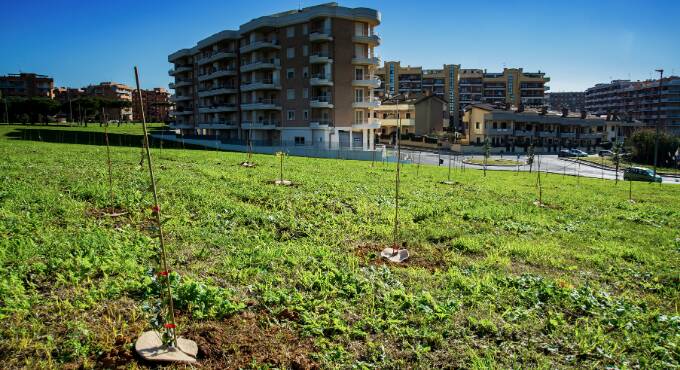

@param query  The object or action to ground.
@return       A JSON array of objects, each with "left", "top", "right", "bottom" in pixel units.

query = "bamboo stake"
[
  {"left": 103, "top": 108, "right": 114, "bottom": 207},
  {"left": 134, "top": 66, "right": 177, "bottom": 347}
]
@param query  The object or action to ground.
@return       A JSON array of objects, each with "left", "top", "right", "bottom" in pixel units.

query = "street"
[{"left": 393, "top": 148, "right": 680, "bottom": 184}]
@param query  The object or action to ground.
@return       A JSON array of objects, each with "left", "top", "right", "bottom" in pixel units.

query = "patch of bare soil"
[
  {"left": 354, "top": 242, "right": 448, "bottom": 271},
  {"left": 184, "top": 311, "right": 318, "bottom": 369}
]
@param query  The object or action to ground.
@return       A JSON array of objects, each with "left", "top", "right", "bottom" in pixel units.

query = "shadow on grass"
[{"left": 3, "top": 127, "right": 209, "bottom": 150}]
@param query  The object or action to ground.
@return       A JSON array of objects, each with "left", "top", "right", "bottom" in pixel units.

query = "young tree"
[
  {"left": 483, "top": 137, "right": 491, "bottom": 177},
  {"left": 612, "top": 140, "right": 623, "bottom": 185},
  {"left": 527, "top": 143, "right": 535, "bottom": 173}
]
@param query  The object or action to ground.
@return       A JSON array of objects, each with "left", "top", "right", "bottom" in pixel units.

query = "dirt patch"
[
  {"left": 265, "top": 179, "right": 301, "bottom": 187},
  {"left": 354, "top": 243, "right": 448, "bottom": 271},
  {"left": 184, "top": 311, "right": 318, "bottom": 369},
  {"left": 85, "top": 206, "right": 129, "bottom": 219}
]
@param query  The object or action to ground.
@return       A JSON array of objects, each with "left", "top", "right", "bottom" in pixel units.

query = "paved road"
[{"left": 392, "top": 148, "right": 680, "bottom": 184}]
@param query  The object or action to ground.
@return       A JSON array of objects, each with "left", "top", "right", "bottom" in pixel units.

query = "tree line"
[{"left": 1, "top": 96, "right": 131, "bottom": 124}]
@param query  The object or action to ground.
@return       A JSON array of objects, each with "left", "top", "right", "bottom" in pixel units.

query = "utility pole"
[{"left": 653, "top": 69, "right": 663, "bottom": 177}]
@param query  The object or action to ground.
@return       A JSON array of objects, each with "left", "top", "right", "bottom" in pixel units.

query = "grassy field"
[{"left": 0, "top": 124, "right": 679, "bottom": 368}]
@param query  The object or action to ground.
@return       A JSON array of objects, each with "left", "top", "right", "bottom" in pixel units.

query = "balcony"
[
  {"left": 309, "top": 29, "right": 333, "bottom": 42},
  {"left": 173, "top": 110, "right": 194, "bottom": 116},
  {"left": 309, "top": 120, "right": 333, "bottom": 129},
  {"left": 352, "top": 118, "right": 381, "bottom": 129},
  {"left": 242, "top": 121, "right": 278, "bottom": 130},
  {"left": 239, "top": 39, "right": 281, "bottom": 54},
  {"left": 240, "top": 80, "right": 281, "bottom": 92},
  {"left": 309, "top": 96, "right": 334, "bottom": 109},
  {"left": 198, "top": 86, "right": 238, "bottom": 97},
  {"left": 240, "top": 59, "right": 281, "bottom": 73},
  {"left": 580, "top": 133, "right": 602, "bottom": 139},
  {"left": 352, "top": 56, "right": 380, "bottom": 66},
  {"left": 352, "top": 98, "right": 381, "bottom": 109},
  {"left": 169, "top": 65, "right": 192, "bottom": 75},
  {"left": 352, "top": 34, "right": 380, "bottom": 45},
  {"left": 379, "top": 118, "right": 415, "bottom": 127},
  {"left": 487, "top": 128, "right": 513, "bottom": 134},
  {"left": 197, "top": 50, "right": 237, "bottom": 65},
  {"left": 559, "top": 132, "right": 576, "bottom": 138},
  {"left": 198, "top": 104, "right": 238, "bottom": 114},
  {"left": 170, "top": 95, "right": 192, "bottom": 102},
  {"left": 537, "top": 131, "right": 556, "bottom": 138},
  {"left": 240, "top": 99, "right": 281, "bottom": 111},
  {"left": 197, "top": 122, "right": 238, "bottom": 129},
  {"left": 198, "top": 69, "right": 237, "bottom": 81},
  {"left": 310, "top": 75, "right": 333, "bottom": 87},
  {"left": 169, "top": 79, "right": 193, "bottom": 89},
  {"left": 352, "top": 78, "right": 381, "bottom": 88},
  {"left": 169, "top": 122, "right": 194, "bottom": 130},
  {"left": 309, "top": 53, "right": 333, "bottom": 64}
]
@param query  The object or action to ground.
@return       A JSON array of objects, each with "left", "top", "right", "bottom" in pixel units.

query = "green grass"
[
  {"left": 0, "top": 124, "right": 679, "bottom": 368},
  {"left": 465, "top": 158, "right": 523, "bottom": 166}
]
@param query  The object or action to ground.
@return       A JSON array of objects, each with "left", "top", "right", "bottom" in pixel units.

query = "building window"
[
  {"left": 354, "top": 110, "right": 364, "bottom": 124},
  {"left": 303, "top": 88, "right": 308, "bottom": 99},
  {"left": 287, "top": 89, "right": 295, "bottom": 100},
  {"left": 287, "top": 68, "right": 295, "bottom": 79},
  {"left": 287, "top": 110, "right": 295, "bottom": 120},
  {"left": 476, "top": 122, "right": 480, "bottom": 129},
  {"left": 303, "top": 67, "right": 309, "bottom": 78},
  {"left": 303, "top": 45, "right": 308, "bottom": 56},
  {"left": 286, "top": 26, "right": 295, "bottom": 38},
  {"left": 295, "top": 136, "right": 305, "bottom": 145},
  {"left": 383, "top": 113, "right": 387, "bottom": 119},
  {"left": 302, "top": 24, "right": 308, "bottom": 35},
  {"left": 303, "top": 110, "right": 308, "bottom": 120},
  {"left": 287, "top": 47, "right": 295, "bottom": 59},
  {"left": 406, "top": 113, "right": 411, "bottom": 119}
]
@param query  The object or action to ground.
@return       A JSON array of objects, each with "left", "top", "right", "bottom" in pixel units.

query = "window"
[
  {"left": 302, "top": 24, "right": 308, "bottom": 35},
  {"left": 475, "top": 122, "right": 480, "bottom": 129},
  {"left": 303, "top": 45, "right": 308, "bottom": 56},
  {"left": 287, "top": 68, "right": 295, "bottom": 79},
  {"left": 406, "top": 113, "right": 411, "bottom": 119},
  {"left": 355, "top": 68, "right": 364, "bottom": 80},
  {"left": 303, "top": 88, "right": 308, "bottom": 99},
  {"left": 302, "top": 67, "right": 309, "bottom": 78},
  {"left": 295, "top": 136, "right": 305, "bottom": 145},
  {"left": 287, "top": 110, "right": 295, "bottom": 120},
  {"left": 382, "top": 113, "right": 387, "bottom": 119},
  {"left": 354, "top": 110, "right": 364, "bottom": 124},
  {"left": 286, "top": 26, "right": 295, "bottom": 38},
  {"left": 287, "top": 89, "right": 295, "bottom": 100},
  {"left": 354, "top": 89, "right": 364, "bottom": 102},
  {"left": 287, "top": 47, "right": 295, "bottom": 59},
  {"left": 303, "top": 110, "right": 309, "bottom": 120}
]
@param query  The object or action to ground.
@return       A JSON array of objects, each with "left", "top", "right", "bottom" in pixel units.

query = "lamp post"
[{"left": 653, "top": 69, "right": 663, "bottom": 177}]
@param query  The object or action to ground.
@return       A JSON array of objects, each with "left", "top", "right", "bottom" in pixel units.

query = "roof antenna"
[{"left": 298, "top": 0, "right": 301, "bottom": 10}]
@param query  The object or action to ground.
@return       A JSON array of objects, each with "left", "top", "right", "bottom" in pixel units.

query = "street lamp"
[{"left": 653, "top": 69, "right": 663, "bottom": 177}]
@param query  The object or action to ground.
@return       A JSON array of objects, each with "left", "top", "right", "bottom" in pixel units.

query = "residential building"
[
  {"left": 85, "top": 82, "right": 134, "bottom": 121},
  {"left": 375, "top": 63, "right": 549, "bottom": 130},
  {"left": 167, "top": 2, "right": 382, "bottom": 150},
  {"left": 463, "top": 104, "right": 643, "bottom": 149},
  {"left": 546, "top": 92, "right": 585, "bottom": 112},
  {"left": 53, "top": 87, "right": 85, "bottom": 104},
  {"left": 0, "top": 73, "right": 54, "bottom": 98},
  {"left": 586, "top": 77, "right": 680, "bottom": 134},
  {"left": 132, "top": 87, "right": 172, "bottom": 122},
  {"left": 373, "top": 92, "right": 448, "bottom": 142}
]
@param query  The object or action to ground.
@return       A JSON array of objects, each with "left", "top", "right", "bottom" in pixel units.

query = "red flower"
[
  {"left": 164, "top": 323, "right": 176, "bottom": 329},
  {"left": 151, "top": 205, "right": 160, "bottom": 213},
  {"left": 158, "top": 271, "right": 169, "bottom": 277}
]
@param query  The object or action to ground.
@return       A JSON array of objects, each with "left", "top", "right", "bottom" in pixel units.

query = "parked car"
[
  {"left": 569, "top": 149, "right": 589, "bottom": 157},
  {"left": 598, "top": 150, "right": 614, "bottom": 157},
  {"left": 623, "top": 167, "right": 662, "bottom": 183},
  {"left": 558, "top": 149, "right": 573, "bottom": 158}
]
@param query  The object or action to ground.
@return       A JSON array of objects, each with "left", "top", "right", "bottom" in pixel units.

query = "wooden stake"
[{"left": 134, "top": 66, "right": 178, "bottom": 347}]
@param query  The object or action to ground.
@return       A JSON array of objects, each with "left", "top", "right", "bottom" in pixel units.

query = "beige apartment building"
[
  {"left": 132, "top": 87, "right": 172, "bottom": 122},
  {"left": 373, "top": 92, "right": 448, "bottom": 140},
  {"left": 168, "top": 3, "right": 382, "bottom": 150},
  {"left": 463, "top": 104, "right": 643, "bottom": 150}
]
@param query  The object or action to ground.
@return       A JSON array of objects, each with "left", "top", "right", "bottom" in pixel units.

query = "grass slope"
[{"left": 0, "top": 125, "right": 679, "bottom": 368}]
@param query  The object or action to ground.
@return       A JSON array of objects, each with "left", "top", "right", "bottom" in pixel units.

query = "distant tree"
[
  {"left": 612, "top": 140, "right": 624, "bottom": 184},
  {"left": 629, "top": 130, "right": 680, "bottom": 167}
]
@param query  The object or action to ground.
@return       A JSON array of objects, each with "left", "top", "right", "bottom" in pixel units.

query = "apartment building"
[
  {"left": 168, "top": 2, "right": 382, "bottom": 150},
  {"left": 375, "top": 64, "right": 549, "bottom": 128},
  {"left": 132, "top": 87, "right": 172, "bottom": 122},
  {"left": 463, "top": 104, "right": 643, "bottom": 149},
  {"left": 0, "top": 73, "right": 54, "bottom": 98},
  {"left": 546, "top": 92, "right": 585, "bottom": 112},
  {"left": 586, "top": 77, "right": 680, "bottom": 134},
  {"left": 85, "top": 82, "right": 134, "bottom": 121}
]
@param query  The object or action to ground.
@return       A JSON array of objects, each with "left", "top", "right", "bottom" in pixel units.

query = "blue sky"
[{"left": 1, "top": 0, "right": 678, "bottom": 91}]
